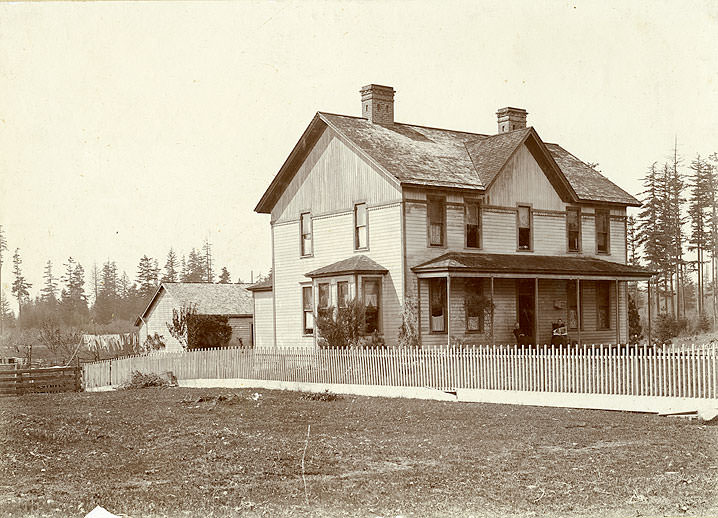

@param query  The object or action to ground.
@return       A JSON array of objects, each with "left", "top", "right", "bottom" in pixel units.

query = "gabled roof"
[
  {"left": 247, "top": 275, "right": 273, "bottom": 292},
  {"left": 135, "top": 282, "right": 254, "bottom": 326},
  {"left": 305, "top": 255, "right": 388, "bottom": 279},
  {"left": 412, "top": 252, "right": 653, "bottom": 280},
  {"left": 255, "top": 111, "right": 640, "bottom": 214}
]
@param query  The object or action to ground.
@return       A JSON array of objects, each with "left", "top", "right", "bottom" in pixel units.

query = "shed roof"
[
  {"left": 135, "top": 282, "right": 254, "bottom": 326},
  {"left": 305, "top": 255, "right": 388, "bottom": 279},
  {"left": 247, "top": 275, "right": 273, "bottom": 292},
  {"left": 255, "top": 112, "right": 640, "bottom": 213},
  {"left": 412, "top": 252, "right": 653, "bottom": 280}
]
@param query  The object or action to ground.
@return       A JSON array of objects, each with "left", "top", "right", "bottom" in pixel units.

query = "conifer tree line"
[
  {"left": 0, "top": 232, "right": 240, "bottom": 331},
  {"left": 636, "top": 148, "right": 717, "bottom": 328}
]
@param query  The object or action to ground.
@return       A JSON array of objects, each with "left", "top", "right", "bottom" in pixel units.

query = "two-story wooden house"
[{"left": 253, "top": 84, "right": 652, "bottom": 348}]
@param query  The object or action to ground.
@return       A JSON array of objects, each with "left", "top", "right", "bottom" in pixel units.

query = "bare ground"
[{"left": 1, "top": 387, "right": 717, "bottom": 517}]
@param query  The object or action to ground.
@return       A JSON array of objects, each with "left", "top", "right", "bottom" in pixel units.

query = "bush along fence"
[{"left": 82, "top": 344, "right": 718, "bottom": 401}]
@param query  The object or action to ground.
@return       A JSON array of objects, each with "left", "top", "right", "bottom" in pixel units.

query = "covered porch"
[{"left": 411, "top": 253, "right": 653, "bottom": 347}]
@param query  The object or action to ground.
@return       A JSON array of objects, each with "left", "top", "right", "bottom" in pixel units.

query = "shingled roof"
[
  {"left": 255, "top": 111, "right": 640, "bottom": 213},
  {"left": 412, "top": 252, "right": 653, "bottom": 280},
  {"left": 135, "top": 282, "right": 254, "bottom": 326},
  {"left": 305, "top": 255, "right": 388, "bottom": 279}
]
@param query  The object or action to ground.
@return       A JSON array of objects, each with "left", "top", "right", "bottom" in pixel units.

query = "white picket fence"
[{"left": 82, "top": 343, "right": 718, "bottom": 400}]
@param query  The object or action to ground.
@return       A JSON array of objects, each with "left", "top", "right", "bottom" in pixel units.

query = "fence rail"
[
  {"left": 82, "top": 344, "right": 718, "bottom": 399},
  {"left": 0, "top": 366, "right": 81, "bottom": 396}
]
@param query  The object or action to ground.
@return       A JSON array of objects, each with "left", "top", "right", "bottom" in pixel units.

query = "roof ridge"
[{"left": 318, "top": 111, "right": 489, "bottom": 137}]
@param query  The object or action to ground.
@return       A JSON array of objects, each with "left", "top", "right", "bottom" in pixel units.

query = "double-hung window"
[
  {"left": 567, "top": 280, "right": 583, "bottom": 330},
  {"left": 318, "top": 283, "right": 330, "bottom": 318},
  {"left": 429, "top": 278, "right": 447, "bottom": 333},
  {"left": 354, "top": 203, "right": 368, "bottom": 250},
  {"left": 595, "top": 210, "right": 610, "bottom": 254},
  {"left": 517, "top": 205, "right": 532, "bottom": 250},
  {"left": 465, "top": 200, "right": 481, "bottom": 249},
  {"left": 363, "top": 278, "right": 381, "bottom": 334},
  {"left": 567, "top": 206, "right": 581, "bottom": 252},
  {"left": 300, "top": 212, "right": 313, "bottom": 257},
  {"left": 427, "top": 196, "right": 445, "bottom": 247},
  {"left": 464, "top": 278, "right": 484, "bottom": 332},
  {"left": 302, "top": 286, "right": 313, "bottom": 335},
  {"left": 337, "top": 281, "right": 349, "bottom": 309},
  {"left": 597, "top": 281, "right": 611, "bottom": 329}
]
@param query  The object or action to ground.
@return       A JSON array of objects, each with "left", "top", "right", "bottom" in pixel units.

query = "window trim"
[
  {"left": 566, "top": 206, "right": 582, "bottom": 253},
  {"left": 464, "top": 278, "right": 485, "bottom": 333},
  {"left": 595, "top": 209, "right": 611, "bottom": 255},
  {"left": 516, "top": 203, "right": 533, "bottom": 252},
  {"left": 300, "top": 212, "right": 313, "bottom": 258},
  {"left": 353, "top": 202, "right": 369, "bottom": 251},
  {"left": 426, "top": 196, "right": 446, "bottom": 248},
  {"left": 428, "top": 277, "right": 448, "bottom": 334},
  {"left": 361, "top": 276, "right": 382, "bottom": 334},
  {"left": 596, "top": 280, "right": 611, "bottom": 330},
  {"left": 301, "top": 284, "right": 314, "bottom": 336},
  {"left": 464, "top": 198, "right": 482, "bottom": 250}
]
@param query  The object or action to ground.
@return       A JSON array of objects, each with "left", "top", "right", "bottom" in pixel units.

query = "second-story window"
[
  {"left": 427, "top": 196, "right": 445, "bottom": 247},
  {"left": 517, "top": 205, "right": 532, "bottom": 250},
  {"left": 354, "top": 203, "right": 368, "bottom": 250},
  {"left": 300, "top": 212, "right": 312, "bottom": 256},
  {"left": 567, "top": 206, "right": 581, "bottom": 252},
  {"left": 595, "top": 210, "right": 610, "bottom": 254},
  {"left": 465, "top": 200, "right": 481, "bottom": 249}
]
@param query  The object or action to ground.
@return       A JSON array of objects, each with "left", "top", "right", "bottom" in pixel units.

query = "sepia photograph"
[{"left": 1, "top": 1, "right": 717, "bottom": 517}]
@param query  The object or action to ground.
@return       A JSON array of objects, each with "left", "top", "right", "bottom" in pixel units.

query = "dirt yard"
[{"left": 1, "top": 387, "right": 717, "bottom": 517}]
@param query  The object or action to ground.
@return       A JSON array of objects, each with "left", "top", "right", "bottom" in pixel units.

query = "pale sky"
[{"left": 1, "top": 1, "right": 717, "bottom": 309}]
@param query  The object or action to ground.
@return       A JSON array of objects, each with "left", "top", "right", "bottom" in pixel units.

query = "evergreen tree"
[
  {"left": 202, "top": 238, "right": 214, "bottom": 283},
  {"left": 136, "top": 255, "right": 159, "bottom": 299},
  {"left": 0, "top": 289, "right": 14, "bottom": 325},
  {"left": 218, "top": 267, "right": 231, "bottom": 284},
  {"left": 162, "top": 248, "right": 179, "bottom": 283},
  {"left": 184, "top": 249, "right": 204, "bottom": 282},
  {"left": 0, "top": 226, "right": 8, "bottom": 336},
  {"left": 11, "top": 248, "right": 31, "bottom": 319},
  {"left": 59, "top": 257, "right": 88, "bottom": 326},
  {"left": 40, "top": 259, "right": 58, "bottom": 304},
  {"left": 688, "top": 155, "right": 711, "bottom": 315},
  {"left": 94, "top": 260, "right": 119, "bottom": 324}
]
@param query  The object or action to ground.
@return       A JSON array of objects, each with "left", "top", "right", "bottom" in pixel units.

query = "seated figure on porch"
[
  {"left": 551, "top": 319, "right": 568, "bottom": 346},
  {"left": 513, "top": 322, "right": 530, "bottom": 346}
]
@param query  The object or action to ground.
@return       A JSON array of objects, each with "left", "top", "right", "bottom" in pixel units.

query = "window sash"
[
  {"left": 465, "top": 279, "right": 484, "bottom": 332},
  {"left": 428, "top": 197, "right": 445, "bottom": 246},
  {"left": 465, "top": 201, "right": 481, "bottom": 248},
  {"left": 318, "top": 283, "right": 330, "bottom": 309},
  {"left": 567, "top": 280, "right": 584, "bottom": 330},
  {"left": 567, "top": 207, "right": 580, "bottom": 251},
  {"left": 302, "top": 286, "right": 313, "bottom": 334},
  {"left": 429, "top": 278, "right": 447, "bottom": 333},
  {"left": 517, "top": 206, "right": 531, "bottom": 250},
  {"left": 300, "top": 213, "right": 312, "bottom": 256},
  {"left": 337, "top": 281, "right": 349, "bottom": 308},
  {"left": 596, "top": 211, "right": 609, "bottom": 253},
  {"left": 354, "top": 203, "right": 368, "bottom": 249},
  {"left": 597, "top": 281, "right": 610, "bottom": 329},
  {"left": 363, "top": 278, "right": 381, "bottom": 333}
]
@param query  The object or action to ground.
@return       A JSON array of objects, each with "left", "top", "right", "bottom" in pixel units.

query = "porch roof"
[
  {"left": 412, "top": 252, "right": 654, "bottom": 280},
  {"left": 305, "top": 254, "right": 388, "bottom": 279}
]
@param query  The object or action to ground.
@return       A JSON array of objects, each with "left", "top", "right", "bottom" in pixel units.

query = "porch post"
[
  {"left": 534, "top": 278, "right": 539, "bottom": 345},
  {"left": 615, "top": 280, "right": 620, "bottom": 346},
  {"left": 647, "top": 278, "right": 652, "bottom": 345},
  {"left": 446, "top": 274, "right": 451, "bottom": 346},
  {"left": 576, "top": 279, "right": 582, "bottom": 347},
  {"left": 490, "top": 276, "right": 495, "bottom": 345}
]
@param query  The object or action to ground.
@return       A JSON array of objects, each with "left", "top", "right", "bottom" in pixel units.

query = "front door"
[{"left": 517, "top": 279, "right": 535, "bottom": 343}]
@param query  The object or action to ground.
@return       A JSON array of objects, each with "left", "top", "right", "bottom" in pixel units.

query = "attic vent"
[{"left": 496, "top": 107, "right": 528, "bottom": 133}]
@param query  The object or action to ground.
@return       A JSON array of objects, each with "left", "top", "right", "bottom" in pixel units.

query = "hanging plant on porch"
[{"left": 464, "top": 294, "right": 494, "bottom": 333}]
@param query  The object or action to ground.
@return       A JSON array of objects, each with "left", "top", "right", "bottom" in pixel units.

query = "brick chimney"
[
  {"left": 360, "top": 84, "right": 395, "bottom": 124},
  {"left": 496, "top": 107, "right": 528, "bottom": 133}
]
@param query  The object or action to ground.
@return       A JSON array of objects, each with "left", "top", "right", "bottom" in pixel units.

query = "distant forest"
[{"left": 0, "top": 235, "right": 247, "bottom": 335}]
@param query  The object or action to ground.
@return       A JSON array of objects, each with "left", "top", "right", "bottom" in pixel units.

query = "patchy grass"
[{"left": 1, "top": 388, "right": 717, "bottom": 517}]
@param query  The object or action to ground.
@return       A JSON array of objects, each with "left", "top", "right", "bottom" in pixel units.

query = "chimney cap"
[{"left": 496, "top": 106, "right": 528, "bottom": 115}]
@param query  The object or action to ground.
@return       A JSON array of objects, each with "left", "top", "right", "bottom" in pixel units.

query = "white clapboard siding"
[
  {"left": 253, "top": 291, "right": 275, "bottom": 349},
  {"left": 272, "top": 128, "right": 402, "bottom": 224},
  {"left": 484, "top": 145, "right": 565, "bottom": 211},
  {"left": 142, "top": 290, "right": 184, "bottom": 352},
  {"left": 272, "top": 204, "right": 403, "bottom": 348}
]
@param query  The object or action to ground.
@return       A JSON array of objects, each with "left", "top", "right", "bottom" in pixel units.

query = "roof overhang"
[
  {"left": 134, "top": 284, "right": 166, "bottom": 327},
  {"left": 412, "top": 252, "right": 654, "bottom": 282},
  {"left": 305, "top": 255, "right": 389, "bottom": 279}
]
